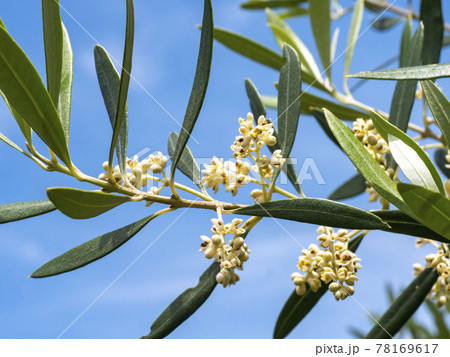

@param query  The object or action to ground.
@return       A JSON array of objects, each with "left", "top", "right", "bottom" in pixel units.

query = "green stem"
[
  {"left": 149, "top": 175, "right": 212, "bottom": 201},
  {"left": 273, "top": 185, "right": 299, "bottom": 199}
]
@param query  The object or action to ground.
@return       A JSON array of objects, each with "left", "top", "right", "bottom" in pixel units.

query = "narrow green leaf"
[
  {"left": 389, "top": 23, "right": 423, "bottom": 132},
  {"left": 271, "top": 45, "right": 302, "bottom": 185},
  {"left": 0, "top": 132, "right": 34, "bottom": 160},
  {"left": 236, "top": 198, "right": 388, "bottom": 230},
  {"left": 330, "top": 28, "right": 339, "bottom": 64},
  {"left": 0, "top": 90, "right": 32, "bottom": 144},
  {"left": 420, "top": 0, "right": 443, "bottom": 66},
  {"left": 42, "top": 0, "right": 63, "bottom": 116},
  {"left": 46, "top": 188, "right": 131, "bottom": 219},
  {"left": 277, "top": 45, "right": 301, "bottom": 160},
  {"left": 279, "top": 8, "right": 309, "bottom": 19},
  {"left": 434, "top": 148, "right": 450, "bottom": 179},
  {"left": 108, "top": 0, "right": 134, "bottom": 172},
  {"left": 142, "top": 228, "right": 252, "bottom": 339},
  {"left": 266, "top": 9, "right": 323, "bottom": 83},
  {"left": 168, "top": 132, "right": 204, "bottom": 192},
  {"left": 58, "top": 23, "right": 73, "bottom": 141},
  {"left": 370, "top": 111, "right": 444, "bottom": 194},
  {"left": 397, "top": 183, "right": 450, "bottom": 241},
  {"left": 365, "top": 268, "right": 438, "bottom": 339},
  {"left": 94, "top": 45, "right": 128, "bottom": 174},
  {"left": 241, "top": 0, "right": 307, "bottom": 9},
  {"left": 0, "top": 17, "right": 32, "bottom": 142},
  {"left": 42, "top": 2, "right": 72, "bottom": 142},
  {"left": 31, "top": 213, "right": 157, "bottom": 278},
  {"left": 344, "top": 0, "right": 363, "bottom": 78},
  {"left": 425, "top": 300, "right": 450, "bottom": 338},
  {"left": 421, "top": 80, "right": 450, "bottom": 149},
  {"left": 311, "top": 109, "right": 340, "bottom": 148},
  {"left": 303, "top": 93, "right": 369, "bottom": 120},
  {"left": 347, "top": 63, "right": 450, "bottom": 80},
  {"left": 399, "top": 16, "right": 412, "bottom": 68},
  {"left": 324, "top": 109, "right": 413, "bottom": 216},
  {"left": 0, "top": 200, "right": 55, "bottom": 224},
  {"left": 141, "top": 262, "right": 220, "bottom": 339},
  {"left": 263, "top": 93, "right": 370, "bottom": 121},
  {"left": 371, "top": 17, "right": 402, "bottom": 31},
  {"left": 364, "top": 0, "right": 387, "bottom": 13},
  {"left": 245, "top": 79, "right": 302, "bottom": 194},
  {"left": 388, "top": 133, "right": 441, "bottom": 191},
  {"left": 212, "top": 26, "right": 325, "bottom": 91},
  {"left": 0, "top": 24, "right": 70, "bottom": 166},
  {"left": 244, "top": 78, "right": 266, "bottom": 120},
  {"left": 328, "top": 173, "right": 367, "bottom": 201},
  {"left": 171, "top": 0, "right": 213, "bottom": 180},
  {"left": 213, "top": 27, "right": 283, "bottom": 71},
  {"left": 274, "top": 232, "right": 365, "bottom": 339},
  {"left": 373, "top": 210, "right": 450, "bottom": 244},
  {"left": 350, "top": 56, "right": 398, "bottom": 93},
  {"left": 307, "top": 0, "right": 331, "bottom": 79}
]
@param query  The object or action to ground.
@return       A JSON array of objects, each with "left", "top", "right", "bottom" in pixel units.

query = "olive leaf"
[
  {"left": 235, "top": 198, "right": 388, "bottom": 230},
  {"left": 94, "top": 45, "right": 129, "bottom": 174},
  {"left": 0, "top": 132, "right": 34, "bottom": 160},
  {"left": 58, "top": 23, "right": 73, "bottom": 140},
  {"left": 344, "top": 0, "right": 364, "bottom": 78},
  {"left": 307, "top": 0, "right": 331, "bottom": 79},
  {"left": 108, "top": 0, "right": 134, "bottom": 171},
  {"left": 271, "top": 44, "right": 302, "bottom": 185},
  {"left": 141, "top": 262, "right": 220, "bottom": 339},
  {"left": 397, "top": 183, "right": 450, "bottom": 242},
  {"left": 371, "top": 17, "right": 402, "bottom": 31},
  {"left": 419, "top": 0, "right": 443, "bottom": 66},
  {"left": 370, "top": 111, "right": 444, "bottom": 194},
  {"left": 266, "top": 9, "right": 323, "bottom": 83},
  {"left": 171, "top": 0, "right": 213, "bottom": 181},
  {"left": 46, "top": 188, "right": 131, "bottom": 219},
  {"left": 434, "top": 148, "right": 450, "bottom": 179},
  {"left": 347, "top": 63, "right": 450, "bottom": 80},
  {"left": 365, "top": 268, "right": 438, "bottom": 339},
  {"left": 373, "top": 210, "right": 450, "bottom": 243},
  {"left": 212, "top": 25, "right": 326, "bottom": 91},
  {"left": 0, "top": 23, "right": 70, "bottom": 166},
  {"left": 168, "top": 132, "right": 204, "bottom": 192},
  {"left": 31, "top": 213, "right": 158, "bottom": 278},
  {"left": 0, "top": 19, "right": 32, "bottom": 142},
  {"left": 327, "top": 173, "right": 367, "bottom": 201},
  {"left": 324, "top": 109, "right": 413, "bottom": 216},
  {"left": 42, "top": 0, "right": 63, "bottom": 117},
  {"left": 421, "top": 80, "right": 450, "bottom": 149},
  {"left": 213, "top": 27, "right": 283, "bottom": 70},
  {"left": 241, "top": 0, "right": 307, "bottom": 9},
  {"left": 42, "top": 0, "right": 73, "bottom": 141},
  {"left": 388, "top": 22, "right": 423, "bottom": 132},
  {"left": 264, "top": 94, "right": 369, "bottom": 121},
  {"left": 0, "top": 200, "right": 55, "bottom": 224}
]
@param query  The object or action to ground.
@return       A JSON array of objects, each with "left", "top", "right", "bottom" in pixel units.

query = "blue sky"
[{"left": 0, "top": 0, "right": 449, "bottom": 338}]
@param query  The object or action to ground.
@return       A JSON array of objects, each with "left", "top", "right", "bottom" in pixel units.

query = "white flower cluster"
[
  {"left": 200, "top": 218, "right": 250, "bottom": 287},
  {"left": 292, "top": 226, "right": 361, "bottom": 301},
  {"left": 98, "top": 152, "right": 168, "bottom": 190},
  {"left": 353, "top": 118, "right": 393, "bottom": 205},
  {"left": 201, "top": 113, "right": 285, "bottom": 198},
  {"left": 414, "top": 239, "right": 450, "bottom": 308},
  {"left": 201, "top": 157, "right": 251, "bottom": 196}
]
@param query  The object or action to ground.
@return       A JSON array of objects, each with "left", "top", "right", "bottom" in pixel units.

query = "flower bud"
[
  {"left": 233, "top": 237, "right": 245, "bottom": 249},
  {"left": 250, "top": 189, "right": 264, "bottom": 203}
]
